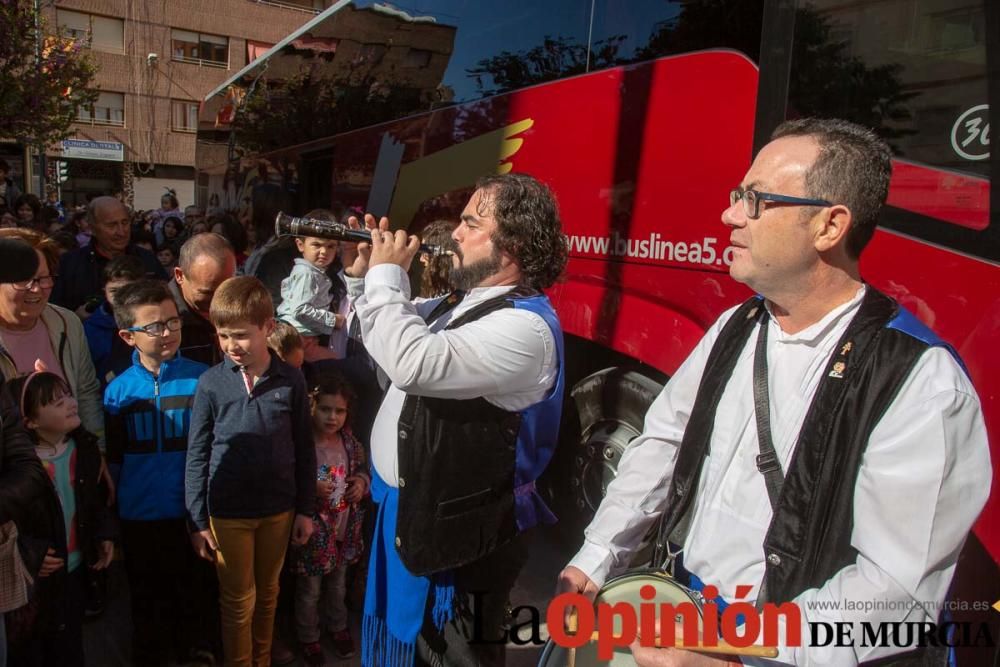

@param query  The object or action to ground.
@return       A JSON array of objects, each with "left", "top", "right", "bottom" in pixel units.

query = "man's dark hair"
[
  {"left": 770, "top": 118, "right": 892, "bottom": 259},
  {"left": 104, "top": 254, "right": 146, "bottom": 282},
  {"left": 251, "top": 183, "right": 290, "bottom": 246},
  {"left": 0, "top": 159, "right": 9, "bottom": 174},
  {"left": 112, "top": 279, "right": 174, "bottom": 329},
  {"left": 49, "top": 230, "right": 77, "bottom": 253},
  {"left": 474, "top": 173, "right": 567, "bottom": 289},
  {"left": 131, "top": 228, "right": 155, "bottom": 248},
  {"left": 39, "top": 206, "right": 60, "bottom": 227},
  {"left": 210, "top": 213, "right": 248, "bottom": 254}
]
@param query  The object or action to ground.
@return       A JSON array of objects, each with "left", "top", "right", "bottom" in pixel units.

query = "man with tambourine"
[{"left": 557, "top": 118, "right": 991, "bottom": 666}]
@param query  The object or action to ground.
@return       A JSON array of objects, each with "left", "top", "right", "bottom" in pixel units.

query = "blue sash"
[{"left": 361, "top": 469, "right": 454, "bottom": 667}]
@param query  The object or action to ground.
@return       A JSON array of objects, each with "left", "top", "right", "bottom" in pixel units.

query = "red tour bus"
[{"left": 197, "top": 0, "right": 997, "bottom": 660}]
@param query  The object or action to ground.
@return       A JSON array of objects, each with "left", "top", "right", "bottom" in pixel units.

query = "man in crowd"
[
  {"left": 347, "top": 173, "right": 568, "bottom": 666},
  {"left": 0, "top": 160, "right": 22, "bottom": 211},
  {"left": 169, "top": 233, "right": 236, "bottom": 366},
  {"left": 184, "top": 205, "right": 205, "bottom": 227},
  {"left": 52, "top": 196, "right": 166, "bottom": 316},
  {"left": 558, "top": 118, "right": 991, "bottom": 665}
]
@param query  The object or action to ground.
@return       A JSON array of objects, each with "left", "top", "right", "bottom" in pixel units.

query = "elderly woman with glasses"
[{"left": 0, "top": 229, "right": 105, "bottom": 452}]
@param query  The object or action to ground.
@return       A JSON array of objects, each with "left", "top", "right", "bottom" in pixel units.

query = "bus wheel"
[{"left": 567, "top": 367, "right": 663, "bottom": 520}]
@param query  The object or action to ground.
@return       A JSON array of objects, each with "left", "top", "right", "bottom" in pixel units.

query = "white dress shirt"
[
  {"left": 569, "top": 286, "right": 991, "bottom": 665},
  {"left": 348, "top": 263, "right": 558, "bottom": 487}
]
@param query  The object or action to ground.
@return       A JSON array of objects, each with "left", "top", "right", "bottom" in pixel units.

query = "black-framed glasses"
[
  {"left": 127, "top": 317, "right": 182, "bottom": 336},
  {"left": 729, "top": 187, "right": 832, "bottom": 220},
  {"left": 10, "top": 275, "right": 57, "bottom": 290}
]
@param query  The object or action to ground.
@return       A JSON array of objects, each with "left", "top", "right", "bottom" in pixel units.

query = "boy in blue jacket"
[{"left": 104, "top": 279, "right": 217, "bottom": 666}]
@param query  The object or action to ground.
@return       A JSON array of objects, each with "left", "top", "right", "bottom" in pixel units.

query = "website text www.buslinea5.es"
[{"left": 567, "top": 232, "right": 737, "bottom": 266}]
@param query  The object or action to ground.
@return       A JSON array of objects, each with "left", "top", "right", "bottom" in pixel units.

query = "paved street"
[{"left": 84, "top": 521, "right": 579, "bottom": 666}]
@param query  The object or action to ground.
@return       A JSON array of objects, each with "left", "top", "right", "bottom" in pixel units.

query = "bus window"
[
  {"left": 589, "top": 0, "right": 764, "bottom": 68},
  {"left": 786, "top": 0, "right": 996, "bottom": 261}
]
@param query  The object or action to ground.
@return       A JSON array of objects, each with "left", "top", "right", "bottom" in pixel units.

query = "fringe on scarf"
[
  {"left": 431, "top": 571, "right": 455, "bottom": 631},
  {"left": 362, "top": 613, "right": 416, "bottom": 667}
]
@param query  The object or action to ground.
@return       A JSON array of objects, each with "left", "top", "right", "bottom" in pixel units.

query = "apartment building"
[{"left": 44, "top": 0, "right": 332, "bottom": 209}]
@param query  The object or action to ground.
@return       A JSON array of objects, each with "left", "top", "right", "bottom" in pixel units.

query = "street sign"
[{"left": 61, "top": 139, "right": 124, "bottom": 162}]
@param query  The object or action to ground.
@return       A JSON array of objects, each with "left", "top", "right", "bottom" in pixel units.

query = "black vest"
[
  {"left": 395, "top": 286, "right": 547, "bottom": 576},
  {"left": 657, "top": 288, "right": 945, "bottom": 605}
]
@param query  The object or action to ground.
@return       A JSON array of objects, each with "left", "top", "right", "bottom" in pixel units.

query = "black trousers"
[
  {"left": 120, "top": 518, "right": 219, "bottom": 666},
  {"left": 416, "top": 534, "right": 530, "bottom": 667},
  {"left": 7, "top": 565, "right": 86, "bottom": 667}
]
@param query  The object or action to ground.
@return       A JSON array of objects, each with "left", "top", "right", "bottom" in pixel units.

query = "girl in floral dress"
[{"left": 293, "top": 373, "right": 369, "bottom": 665}]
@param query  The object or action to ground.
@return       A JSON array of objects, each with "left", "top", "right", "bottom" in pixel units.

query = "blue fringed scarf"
[{"left": 362, "top": 470, "right": 454, "bottom": 667}]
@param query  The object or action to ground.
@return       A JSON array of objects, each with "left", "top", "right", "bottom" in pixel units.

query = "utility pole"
[{"left": 27, "top": 0, "right": 47, "bottom": 195}]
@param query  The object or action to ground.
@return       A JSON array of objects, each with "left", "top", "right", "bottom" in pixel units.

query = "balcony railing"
[
  {"left": 75, "top": 116, "right": 125, "bottom": 128},
  {"left": 246, "top": 0, "right": 321, "bottom": 14},
  {"left": 172, "top": 55, "right": 229, "bottom": 69}
]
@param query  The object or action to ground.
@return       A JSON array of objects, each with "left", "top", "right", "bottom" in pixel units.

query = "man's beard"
[{"left": 449, "top": 249, "right": 503, "bottom": 291}]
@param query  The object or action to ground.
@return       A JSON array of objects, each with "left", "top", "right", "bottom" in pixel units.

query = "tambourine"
[{"left": 538, "top": 570, "right": 778, "bottom": 666}]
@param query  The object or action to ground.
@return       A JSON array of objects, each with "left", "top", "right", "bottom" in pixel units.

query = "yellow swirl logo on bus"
[{"left": 388, "top": 118, "right": 534, "bottom": 225}]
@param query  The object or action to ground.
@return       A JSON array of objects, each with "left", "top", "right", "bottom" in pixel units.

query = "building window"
[
  {"left": 57, "top": 9, "right": 124, "bottom": 54},
  {"left": 356, "top": 43, "right": 386, "bottom": 65},
  {"left": 404, "top": 48, "right": 432, "bottom": 68},
  {"left": 247, "top": 40, "right": 274, "bottom": 62},
  {"left": 171, "top": 30, "right": 229, "bottom": 67},
  {"left": 924, "top": 7, "right": 985, "bottom": 53},
  {"left": 171, "top": 100, "right": 199, "bottom": 132},
  {"left": 77, "top": 91, "right": 125, "bottom": 126}
]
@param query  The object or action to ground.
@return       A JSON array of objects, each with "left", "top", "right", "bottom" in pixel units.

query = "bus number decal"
[{"left": 951, "top": 104, "right": 990, "bottom": 161}]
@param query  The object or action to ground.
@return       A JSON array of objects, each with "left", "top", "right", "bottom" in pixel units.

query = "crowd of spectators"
[
  {"left": 0, "top": 187, "right": 253, "bottom": 286},
  {"left": 0, "top": 176, "right": 463, "bottom": 667}
]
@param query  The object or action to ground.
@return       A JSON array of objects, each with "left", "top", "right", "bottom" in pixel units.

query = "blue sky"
[{"left": 353, "top": 0, "right": 684, "bottom": 101}]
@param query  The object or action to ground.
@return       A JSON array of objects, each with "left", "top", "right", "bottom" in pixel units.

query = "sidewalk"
[
  {"left": 82, "top": 562, "right": 363, "bottom": 667},
  {"left": 82, "top": 521, "right": 573, "bottom": 666}
]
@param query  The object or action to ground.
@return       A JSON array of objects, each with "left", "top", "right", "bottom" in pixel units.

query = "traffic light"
[{"left": 56, "top": 160, "right": 69, "bottom": 184}]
